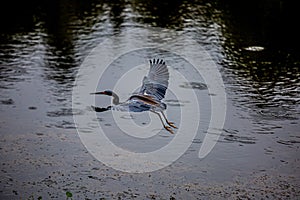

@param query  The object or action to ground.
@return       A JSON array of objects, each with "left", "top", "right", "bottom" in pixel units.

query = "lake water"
[{"left": 0, "top": 0, "right": 299, "bottom": 199}]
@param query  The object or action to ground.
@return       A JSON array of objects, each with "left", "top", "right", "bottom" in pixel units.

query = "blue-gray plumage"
[{"left": 91, "top": 59, "right": 177, "bottom": 134}]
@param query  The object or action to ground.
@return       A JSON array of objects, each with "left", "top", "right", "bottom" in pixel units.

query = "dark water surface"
[{"left": 1, "top": 0, "right": 299, "bottom": 199}]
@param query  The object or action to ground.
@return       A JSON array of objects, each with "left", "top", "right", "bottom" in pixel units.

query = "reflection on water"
[{"left": 0, "top": 0, "right": 299, "bottom": 198}]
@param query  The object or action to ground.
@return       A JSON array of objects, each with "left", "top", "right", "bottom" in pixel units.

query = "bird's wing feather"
[{"left": 139, "top": 59, "right": 169, "bottom": 100}]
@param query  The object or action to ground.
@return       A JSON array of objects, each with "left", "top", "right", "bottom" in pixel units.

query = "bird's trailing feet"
[
  {"left": 166, "top": 121, "right": 177, "bottom": 129},
  {"left": 164, "top": 125, "right": 175, "bottom": 134},
  {"left": 160, "top": 112, "right": 177, "bottom": 130},
  {"left": 151, "top": 111, "right": 177, "bottom": 134}
]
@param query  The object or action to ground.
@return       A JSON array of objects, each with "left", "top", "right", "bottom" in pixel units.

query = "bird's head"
[{"left": 90, "top": 90, "right": 113, "bottom": 96}]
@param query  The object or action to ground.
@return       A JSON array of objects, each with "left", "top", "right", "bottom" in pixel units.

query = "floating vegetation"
[{"left": 66, "top": 191, "right": 73, "bottom": 199}]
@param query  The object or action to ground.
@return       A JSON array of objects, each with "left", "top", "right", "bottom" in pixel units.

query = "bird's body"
[
  {"left": 115, "top": 94, "right": 166, "bottom": 112},
  {"left": 91, "top": 59, "right": 177, "bottom": 133}
]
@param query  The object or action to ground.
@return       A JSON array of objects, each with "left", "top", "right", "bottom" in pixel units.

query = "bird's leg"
[
  {"left": 161, "top": 111, "right": 177, "bottom": 129},
  {"left": 151, "top": 111, "right": 174, "bottom": 134}
]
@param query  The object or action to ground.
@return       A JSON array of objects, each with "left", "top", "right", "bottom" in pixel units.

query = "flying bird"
[{"left": 91, "top": 59, "right": 177, "bottom": 134}]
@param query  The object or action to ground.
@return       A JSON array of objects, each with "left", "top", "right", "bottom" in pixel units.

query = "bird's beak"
[{"left": 90, "top": 92, "right": 105, "bottom": 95}]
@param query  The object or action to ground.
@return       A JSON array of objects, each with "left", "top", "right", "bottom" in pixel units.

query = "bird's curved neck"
[{"left": 111, "top": 92, "right": 120, "bottom": 105}]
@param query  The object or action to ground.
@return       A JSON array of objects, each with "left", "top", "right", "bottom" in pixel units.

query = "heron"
[{"left": 91, "top": 59, "right": 177, "bottom": 134}]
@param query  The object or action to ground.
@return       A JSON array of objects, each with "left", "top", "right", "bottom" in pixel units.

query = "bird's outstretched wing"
[{"left": 139, "top": 59, "right": 169, "bottom": 100}]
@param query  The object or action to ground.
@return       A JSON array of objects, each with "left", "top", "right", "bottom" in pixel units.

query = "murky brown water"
[{"left": 0, "top": 0, "right": 299, "bottom": 199}]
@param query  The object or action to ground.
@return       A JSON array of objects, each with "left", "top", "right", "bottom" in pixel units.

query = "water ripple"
[
  {"left": 179, "top": 82, "right": 208, "bottom": 90},
  {"left": 221, "top": 129, "right": 257, "bottom": 144}
]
